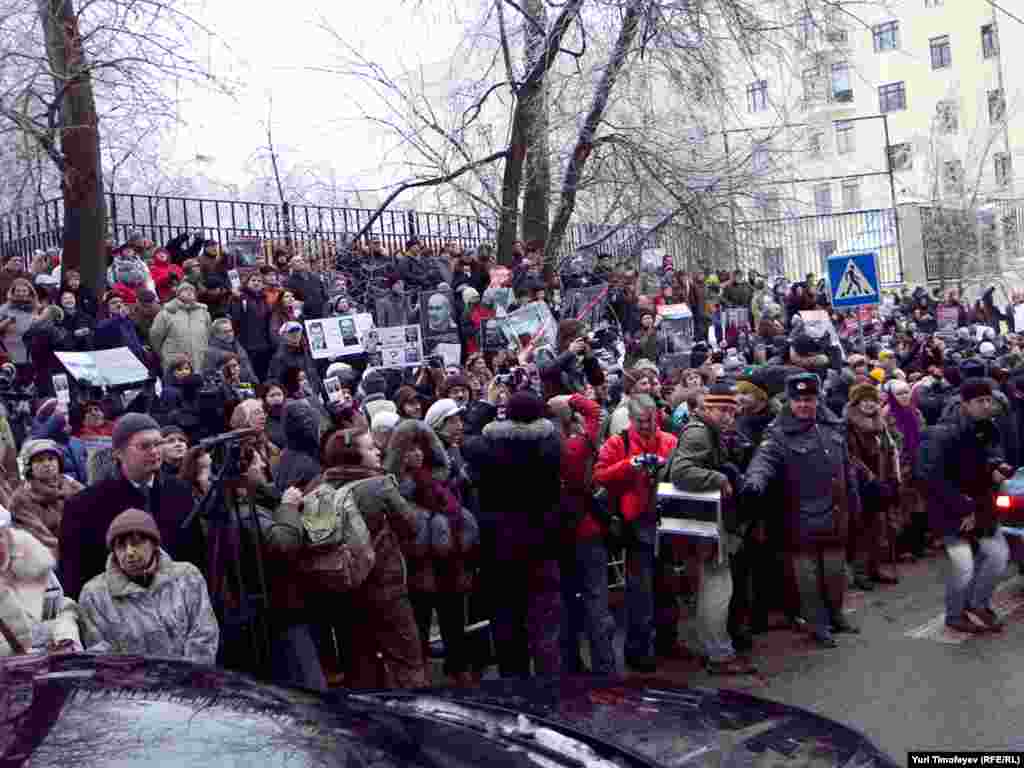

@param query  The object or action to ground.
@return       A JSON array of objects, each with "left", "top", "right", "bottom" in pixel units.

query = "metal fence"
[
  {"left": 0, "top": 192, "right": 702, "bottom": 271},
  {"left": 732, "top": 207, "right": 902, "bottom": 286}
]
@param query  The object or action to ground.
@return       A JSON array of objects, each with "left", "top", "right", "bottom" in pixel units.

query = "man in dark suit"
[{"left": 59, "top": 413, "right": 202, "bottom": 599}]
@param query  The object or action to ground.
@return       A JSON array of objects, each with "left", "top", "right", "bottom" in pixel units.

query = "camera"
[{"left": 634, "top": 453, "right": 665, "bottom": 476}]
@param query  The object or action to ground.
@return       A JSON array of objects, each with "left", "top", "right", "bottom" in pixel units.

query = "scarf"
[
  {"left": 887, "top": 393, "right": 922, "bottom": 459},
  {"left": 319, "top": 464, "right": 382, "bottom": 489},
  {"left": 11, "top": 476, "right": 82, "bottom": 556}
]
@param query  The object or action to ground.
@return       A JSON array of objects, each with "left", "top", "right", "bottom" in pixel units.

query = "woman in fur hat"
[{"left": 385, "top": 418, "right": 476, "bottom": 686}]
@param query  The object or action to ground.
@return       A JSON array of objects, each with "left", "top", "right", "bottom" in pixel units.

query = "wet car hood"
[{"left": 0, "top": 654, "right": 896, "bottom": 767}]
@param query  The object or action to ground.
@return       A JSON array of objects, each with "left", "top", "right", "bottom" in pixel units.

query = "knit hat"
[
  {"left": 869, "top": 367, "right": 886, "bottom": 384},
  {"left": 461, "top": 286, "right": 480, "bottom": 305},
  {"left": 735, "top": 380, "right": 769, "bottom": 403},
  {"left": 633, "top": 358, "right": 660, "bottom": 377},
  {"left": 111, "top": 412, "right": 161, "bottom": 450},
  {"left": 703, "top": 382, "right": 737, "bottom": 408},
  {"left": 20, "top": 439, "right": 63, "bottom": 471},
  {"left": 160, "top": 425, "right": 187, "bottom": 441},
  {"left": 507, "top": 391, "right": 545, "bottom": 423},
  {"left": 424, "top": 398, "right": 464, "bottom": 431},
  {"left": 175, "top": 281, "right": 197, "bottom": 297},
  {"left": 848, "top": 382, "right": 881, "bottom": 406},
  {"left": 325, "top": 362, "right": 357, "bottom": 385},
  {"left": 106, "top": 508, "right": 161, "bottom": 550},
  {"left": 370, "top": 410, "right": 400, "bottom": 432},
  {"left": 961, "top": 377, "right": 993, "bottom": 403}
]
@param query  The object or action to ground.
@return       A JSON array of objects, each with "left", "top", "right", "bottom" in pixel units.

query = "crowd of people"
[{"left": 0, "top": 231, "right": 1019, "bottom": 693}]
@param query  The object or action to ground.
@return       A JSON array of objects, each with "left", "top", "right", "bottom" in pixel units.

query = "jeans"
[
  {"left": 695, "top": 558, "right": 736, "bottom": 662},
  {"left": 624, "top": 535, "right": 656, "bottom": 659},
  {"left": 493, "top": 560, "right": 562, "bottom": 678},
  {"left": 790, "top": 546, "right": 847, "bottom": 639},
  {"left": 270, "top": 623, "right": 327, "bottom": 692},
  {"left": 561, "top": 538, "right": 617, "bottom": 675},
  {"left": 943, "top": 532, "right": 1009, "bottom": 619},
  {"left": 410, "top": 590, "right": 469, "bottom": 677}
]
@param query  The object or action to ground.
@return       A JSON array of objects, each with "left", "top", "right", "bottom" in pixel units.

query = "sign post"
[{"left": 827, "top": 251, "right": 880, "bottom": 351}]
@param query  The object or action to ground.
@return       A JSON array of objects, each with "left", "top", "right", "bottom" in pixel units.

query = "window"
[
  {"left": 752, "top": 142, "right": 769, "bottom": 173},
  {"left": 936, "top": 100, "right": 959, "bottom": 134},
  {"left": 879, "top": 82, "right": 906, "bottom": 112},
  {"left": 943, "top": 159, "right": 964, "bottom": 194},
  {"left": 925, "top": 0, "right": 943, "bottom": 5},
  {"left": 842, "top": 179, "right": 861, "bottom": 210},
  {"left": 817, "top": 240, "right": 836, "bottom": 271},
  {"left": 887, "top": 142, "right": 912, "bottom": 171},
  {"left": 808, "top": 130, "right": 825, "bottom": 158},
  {"left": 995, "top": 152, "right": 1011, "bottom": 187},
  {"left": 759, "top": 190, "right": 780, "bottom": 218},
  {"left": 747, "top": 80, "right": 768, "bottom": 112},
  {"left": 814, "top": 183, "right": 833, "bottom": 213},
  {"left": 930, "top": 35, "right": 951, "bottom": 69},
  {"left": 763, "top": 247, "right": 784, "bottom": 275},
  {"left": 873, "top": 21, "right": 899, "bottom": 52},
  {"left": 989, "top": 89, "right": 1005, "bottom": 122},
  {"left": 982, "top": 24, "right": 999, "bottom": 58},
  {"left": 802, "top": 67, "right": 823, "bottom": 103},
  {"left": 835, "top": 120, "right": 855, "bottom": 154},
  {"left": 796, "top": 12, "right": 814, "bottom": 48},
  {"left": 831, "top": 63, "right": 853, "bottom": 102}
]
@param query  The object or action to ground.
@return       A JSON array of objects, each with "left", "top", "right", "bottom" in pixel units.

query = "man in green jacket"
[{"left": 667, "top": 382, "right": 756, "bottom": 675}]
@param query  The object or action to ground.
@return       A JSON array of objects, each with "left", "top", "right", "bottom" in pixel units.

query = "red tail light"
[{"left": 996, "top": 495, "right": 1012, "bottom": 510}]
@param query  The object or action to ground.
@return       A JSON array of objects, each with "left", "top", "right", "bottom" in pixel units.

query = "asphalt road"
[{"left": 645, "top": 550, "right": 1024, "bottom": 761}]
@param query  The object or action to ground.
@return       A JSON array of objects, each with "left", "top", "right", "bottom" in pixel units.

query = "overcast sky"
[{"left": 165, "top": 0, "right": 479, "bottom": 197}]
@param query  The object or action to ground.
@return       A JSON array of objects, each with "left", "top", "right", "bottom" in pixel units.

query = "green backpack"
[{"left": 297, "top": 479, "right": 377, "bottom": 593}]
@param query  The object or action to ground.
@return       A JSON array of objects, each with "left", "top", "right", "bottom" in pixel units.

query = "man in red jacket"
[{"left": 594, "top": 393, "right": 677, "bottom": 673}]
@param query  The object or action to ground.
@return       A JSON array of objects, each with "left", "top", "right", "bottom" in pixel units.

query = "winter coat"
[
  {"left": 9, "top": 475, "right": 84, "bottom": 558},
  {"left": 92, "top": 315, "right": 147, "bottom": 362},
  {"left": 558, "top": 395, "right": 604, "bottom": 542},
  {"left": 845, "top": 405, "right": 899, "bottom": 518},
  {"left": 24, "top": 317, "right": 70, "bottom": 393},
  {"left": 940, "top": 388, "right": 1019, "bottom": 469},
  {"left": 593, "top": 426, "right": 677, "bottom": 535},
  {"left": 385, "top": 419, "right": 473, "bottom": 593},
  {"left": 285, "top": 270, "right": 329, "bottom": 319},
  {"left": 30, "top": 414, "right": 88, "bottom": 486},
  {"left": 273, "top": 400, "right": 321, "bottom": 494},
  {"left": 195, "top": 269, "right": 230, "bottom": 319},
  {"left": 463, "top": 417, "right": 562, "bottom": 566},
  {"left": 59, "top": 309, "right": 95, "bottom": 351},
  {"left": 150, "top": 298, "right": 212, "bottom": 372},
  {"left": 150, "top": 260, "right": 184, "bottom": 302},
  {"left": 374, "top": 293, "right": 410, "bottom": 328},
  {"left": 0, "top": 528, "right": 81, "bottom": 656},
  {"left": 203, "top": 335, "right": 257, "bottom": 384},
  {"left": 79, "top": 549, "right": 219, "bottom": 665},
  {"left": 0, "top": 302, "right": 35, "bottom": 364},
  {"left": 130, "top": 301, "right": 162, "bottom": 344},
  {"left": 920, "top": 409, "right": 1004, "bottom": 538},
  {"left": 883, "top": 403, "right": 926, "bottom": 484},
  {"left": 59, "top": 469, "right": 203, "bottom": 599},
  {"left": 266, "top": 404, "right": 286, "bottom": 450},
  {"left": 743, "top": 405, "right": 860, "bottom": 551},
  {"left": 228, "top": 293, "right": 274, "bottom": 355},
  {"left": 538, "top": 349, "right": 603, "bottom": 398},
  {"left": 268, "top": 343, "right": 324, "bottom": 400}
]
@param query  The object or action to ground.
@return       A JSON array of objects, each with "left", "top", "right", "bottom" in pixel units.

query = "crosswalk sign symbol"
[{"left": 827, "top": 251, "right": 880, "bottom": 309}]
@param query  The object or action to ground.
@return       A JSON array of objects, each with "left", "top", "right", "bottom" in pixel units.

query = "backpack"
[{"left": 296, "top": 479, "right": 377, "bottom": 593}]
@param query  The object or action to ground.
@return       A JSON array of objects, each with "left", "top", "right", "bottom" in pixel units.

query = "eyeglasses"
[{"left": 131, "top": 439, "right": 162, "bottom": 453}]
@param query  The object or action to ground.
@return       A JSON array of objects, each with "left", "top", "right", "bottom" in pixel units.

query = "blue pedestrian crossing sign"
[{"left": 827, "top": 251, "right": 880, "bottom": 308}]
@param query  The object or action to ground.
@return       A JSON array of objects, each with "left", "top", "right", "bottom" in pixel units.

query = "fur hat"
[
  {"left": 507, "top": 391, "right": 545, "bottom": 423},
  {"left": 394, "top": 386, "right": 422, "bottom": 413},
  {"left": 106, "top": 508, "right": 161, "bottom": 550},
  {"left": 424, "top": 398, "right": 464, "bottom": 431},
  {"left": 703, "top": 382, "right": 737, "bottom": 408},
  {"left": 735, "top": 380, "right": 768, "bottom": 403},
  {"left": 786, "top": 373, "right": 819, "bottom": 398},
  {"left": 20, "top": 439, "right": 63, "bottom": 474},
  {"left": 848, "top": 382, "right": 881, "bottom": 406},
  {"left": 461, "top": 286, "right": 480, "bottom": 305},
  {"left": 111, "top": 413, "right": 161, "bottom": 451}
]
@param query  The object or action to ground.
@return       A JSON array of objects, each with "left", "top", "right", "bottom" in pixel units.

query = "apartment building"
[{"left": 716, "top": 0, "right": 1022, "bottom": 284}]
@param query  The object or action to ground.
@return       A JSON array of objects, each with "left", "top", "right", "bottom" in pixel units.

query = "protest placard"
[
  {"left": 366, "top": 325, "right": 425, "bottom": 369},
  {"left": 55, "top": 347, "right": 151, "bottom": 388},
  {"left": 505, "top": 300, "right": 557, "bottom": 352},
  {"left": 563, "top": 284, "right": 609, "bottom": 328},
  {"left": 305, "top": 314, "right": 375, "bottom": 360}
]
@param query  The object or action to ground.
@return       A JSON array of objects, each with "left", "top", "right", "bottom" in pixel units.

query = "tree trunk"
[
  {"left": 546, "top": 0, "right": 644, "bottom": 266},
  {"left": 495, "top": 0, "right": 584, "bottom": 267},
  {"left": 39, "top": 0, "right": 106, "bottom": 299},
  {"left": 521, "top": 0, "right": 550, "bottom": 259}
]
